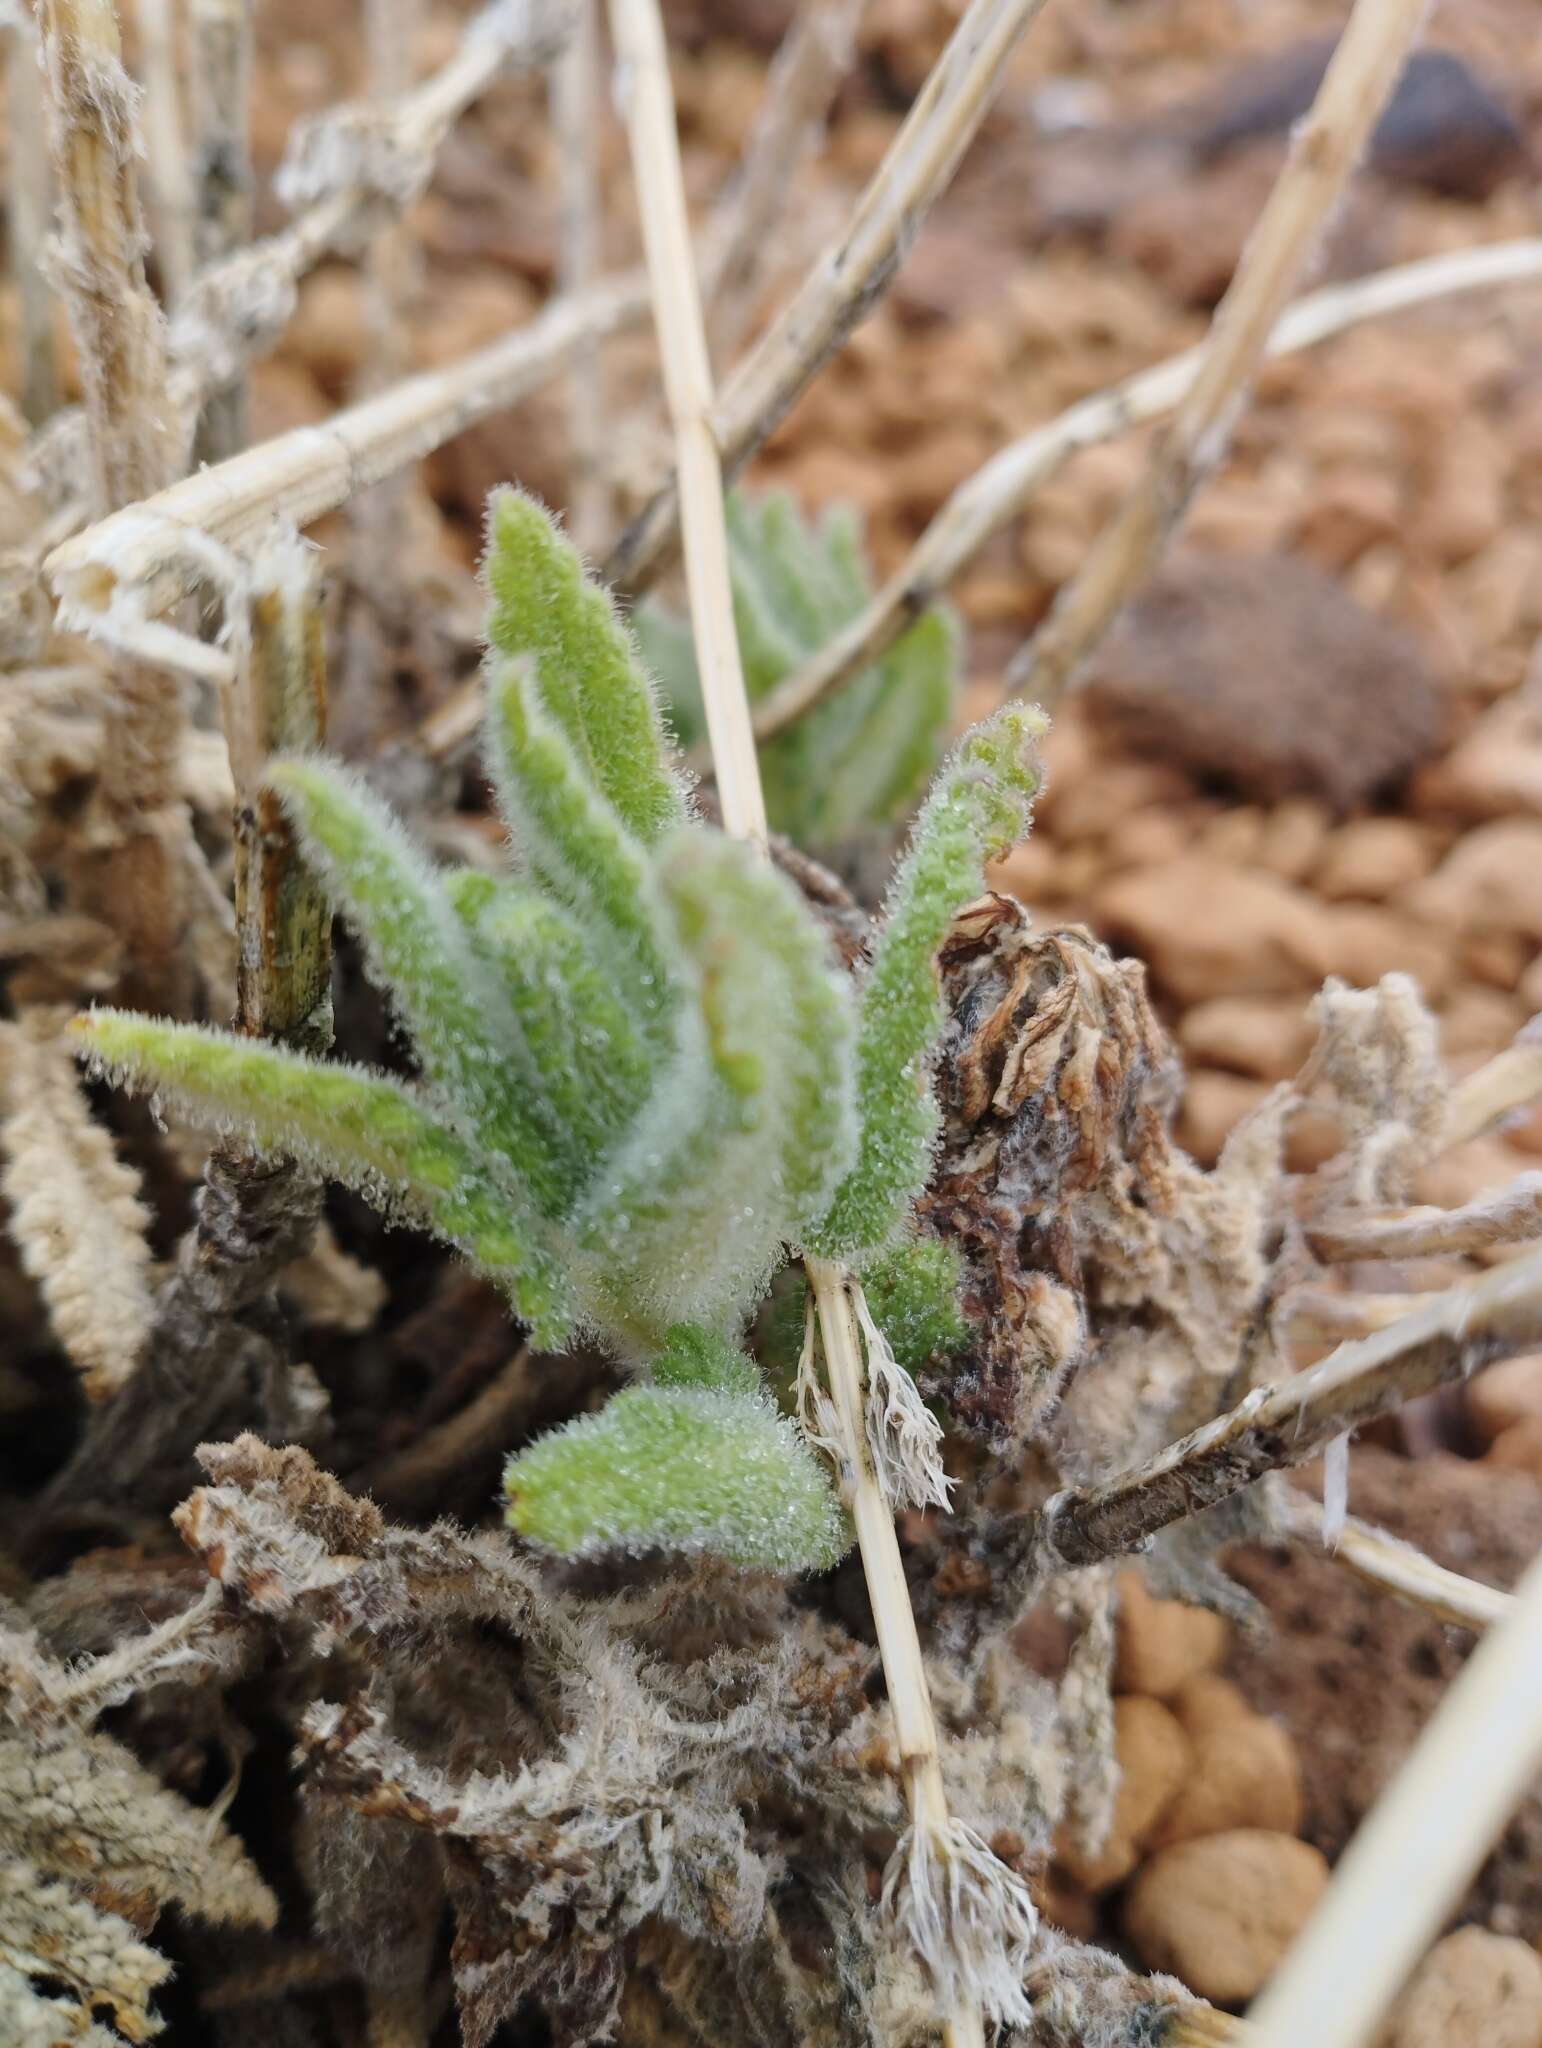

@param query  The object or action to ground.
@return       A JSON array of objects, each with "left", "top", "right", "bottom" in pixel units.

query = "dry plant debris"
[{"left": 3, "top": 0, "right": 1542, "bottom": 2041}]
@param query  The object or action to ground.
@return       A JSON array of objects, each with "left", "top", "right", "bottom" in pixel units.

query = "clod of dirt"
[
  {"left": 1226, "top": 1450, "right": 1542, "bottom": 1934},
  {"left": 1058, "top": 1695, "right": 1191, "bottom": 1893},
  {"left": 1376, "top": 1927, "right": 1542, "bottom": 2048},
  {"left": 1121, "top": 1829, "right": 1329, "bottom": 2004},
  {"left": 1094, "top": 860, "right": 1332, "bottom": 1007},
  {"left": 1081, "top": 552, "right": 1451, "bottom": 811},
  {"left": 1148, "top": 1715, "right": 1304, "bottom": 1850},
  {"left": 1113, "top": 1569, "right": 1229, "bottom": 1700},
  {"left": 1177, "top": 42, "right": 1528, "bottom": 200},
  {"left": 1466, "top": 1354, "right": 1542, "bottom": 1449}
]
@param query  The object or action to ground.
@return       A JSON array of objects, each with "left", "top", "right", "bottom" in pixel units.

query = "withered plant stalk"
[
  {"left": 552, "top": 0, "right": 608, "bottom": 550},
  {"left": 1005, "top": 0, "right": 1430, "bottom": 707},
  {"left": 5, "top": 7, "right": 59, "bottom": 425},
  {"left": 606, "top": 2, "right": 999, "bottom": 2039},
  {"left": 38, "top": 0, "right": 191, "bottom": 1009},
  {"left": 188, "top": 0, "right": 255, "bottom": 460},
  {"left": 134, "top": 0, "right": 195, "bottom": 304}
]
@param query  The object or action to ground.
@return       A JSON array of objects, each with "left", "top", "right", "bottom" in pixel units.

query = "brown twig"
[
  {"left": 1004, "top": 0, "right": 1430, "bottom": 709},
  {"left": 1031, "top": 1248, "right": 1542, "bottom": 1575},
  {"left": 602, "top": 0, "right": 1053, "bottom": 595}
]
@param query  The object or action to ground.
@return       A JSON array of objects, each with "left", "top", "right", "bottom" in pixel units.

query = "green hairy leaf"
[
  {"left": 633, "top": 488, "right": 959, "bottom": 848},
  {"left": 77, "top": 486, "right": 1045, "bottom": 1575},
  {"left": 813, "top": 703, "right": 1047, "bottom": 1259},
  {"left": 503, "top": 1381, "right": 846, "bottom": 1572}
]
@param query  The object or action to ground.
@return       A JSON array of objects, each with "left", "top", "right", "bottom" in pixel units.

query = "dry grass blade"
[
  {"left": 1244, "top": 1541, "right": 1542, "bottom": 2048},
  {"left": 1004, "top": 0, "right": 1429, "bottom": 709},
  {"left": 603, "top": 0, "right": 1053, "bottom": 594},
  {"left": 750, "top": 239, "right": 1542, "bottom": 740},
  {"left": 135, "top": 0, "right": 194, "bottom": 304},
  {"left": 552, "top": 0, "right": 607, "bottom": 549},
  {"left": 1036, "top": 1248, "right": 1542, "bottom": 1571},
  {"left": 1441, "top": 1017, "right": 1542, "bottom": 1149},
  {"left": 188, "top": 0, "right": 255, "bottom": 461},
  {"left": 1281, "top": 1490, "right": 1515, "bottom": 1632}
]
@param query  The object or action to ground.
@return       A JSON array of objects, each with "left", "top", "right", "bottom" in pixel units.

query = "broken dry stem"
[
  {"left": 1281, "top": 1490, "right": 1514, "bottom": 1633},
  {"left": 603, "top": 0, "right": 1052, "bottom": 594},
  {"left": 552, "top": 0, "right": 607, "bottom": 549},
  {"left": 188, "top": 0, "right": 255, "bottom": 460},
  {"left": 751, "top": 238, "right": 1542, "bottom": 739},
  {"left": 1244, "top": 1540, "right": 1542, "bottom": 2048},
  {"left": 135, "top": 0, "right": 195, "bottom": 304},
  {"left": 1005, "top": 0, "right": 1431, "bottom": 708},
  {"left": 607, "top": 4, "right": 987, "bottom": 2036},
  {"left": 1037, "top": 1248, "right": 1542, "bottom": 1571}
]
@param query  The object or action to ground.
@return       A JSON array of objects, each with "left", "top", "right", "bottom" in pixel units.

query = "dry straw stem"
[
  {"left": 38, "top": 0, "right": 192, "bottom": 1007},
  {"left": 1307, "top": 1170, "right": 1542, "bottom": 1263},
  {"left": 752, "top": 238, "right": 1542, "bottom": 739},
  {"left": 1244, "top": 1539, "right": 1542, "bottom": 2048},
  {"left": 702, "top": 0, "right": 867, "bottom": 361},
  {"left": 607, "top": 5, "right": 995, "bottom": 2039},
  {"left": 551, "top": 0, "right": 606, "bottom": 549},
  {"left": 1281, "top": 1489, "right": 1514, "bottom": 1632},
  {"left": 4, "top": 9, "right": 59, "bottom": 425},
  {"left": 46, "top": 267, "right": 650, "bottom": 672},
  {"left": 607, "top": 0, "right": 766, "bottom": 841},
  {"left": 1004, "top": 0, "right": 1430, "bottom": 709},
  {"left": 134, "top": 0, "right": 195, "bottom": 304},
  {"left": 1037, "top": 1247, "right": 1542, "bottom": 1572},
  {"left": 188, "top": 0, "right": 255, "bottom": 461},
  {"left": 603, "top": 0, "right": 1053, "bottom": 595}
]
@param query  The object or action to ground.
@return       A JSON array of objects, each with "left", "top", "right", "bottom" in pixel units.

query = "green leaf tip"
[
  {"left": 503, "top": 1382, "right": 847, "bottom": 1573},
  {"left": 482, "top": 486, "right": 687, "bottom": 847},
  {"left": 813, "top": 702, "right": 1047, "bottom": 1258},
  {"left": 72, "top": 1008, "right": 574, "bottom": 1347},
  {"left": 637, "top": 487, "right": 960, "bottom": 849}
]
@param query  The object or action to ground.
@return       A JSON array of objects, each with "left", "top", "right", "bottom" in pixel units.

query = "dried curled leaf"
[{"left": 0, "top": 1007, "right": 153, "bottom": 1398}]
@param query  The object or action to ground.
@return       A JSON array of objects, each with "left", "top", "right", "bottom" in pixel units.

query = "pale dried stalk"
[
  {"left": 1245, "top": 1540, "right": 1542, "bottom": 2048},
  {"left": 702, "top": 0, "right": 866, "bottom": 361},
  {"left": 226, "top": 529, "right": 332, "bottom": 1045},
  {"left": 188, "top": 0, "right": 254, "bottom": 460},
  {"left": 1307, "top": 1171, "right": 1542, "bottom": 1263},
  {"left": 603, "top": 0, "right": 1053, "bottom": 594},
  {"left": 552, "top": 0, "right": 607, "bottom": 548},
  {"left": 46, "top": 267, "right": 650, "bottom": 673},
  {"left": 1442, "top": 1018, "right": 1542, "bottom": 1149},
  {"left": 607, "top": 7, "right": 1001, "bottom": 2039},
  {"left": 1281, "top": 1285, "right": 1431, "bottom": 1343},
  {"left": 1004, "top": 0, "right": 1429, "bottom": 708},
  {"left": 752, "top": 238, "right": 1542, "bottom": 739},
  {"left": 4, "top": 9, "right": 59, "bottom": 424},
  {"left": 38, "top": 0, "right": 190, "bottom": 1008},
  {"left": 135, "top": 0, "right": 195, "bottom": 303},
  {"left": 0, "top": 1005, "right": 154, "bottom": 1400},
  {"left": 1281, "top": 1489, "right": 1513, "bottom": 1632},
  {"left": 1035, "top": 1248, "right": 1542, "bottom": 1572},
  {"left": 608, "top": 0, "right": 765, "bottom": 839}
]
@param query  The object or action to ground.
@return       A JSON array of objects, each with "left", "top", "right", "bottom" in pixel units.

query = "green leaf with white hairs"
[
  {"left": 812, "top": 703, "right": 1047, "bottom": 1258},
  {"left": 503, "top": 1382, "right": 847, "bottom": 1571},
  {"left": 483, "top": 487, "right": 687, "bottom": 846},
  {"left": 268, "top": 759, "right": 567, "bottom": 1212},
  {"left": 574, "top": 829, "right": 858, "bottom": 1347},
  {"left": 482, "top": 655, "right": 679, "bottom": 1044},
  {"left": 72, "top": 1011, "right": 573, "bottom": 1345},
  {"left": 650, "top": 1323, "right": 761, "bottom": 1396}
]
